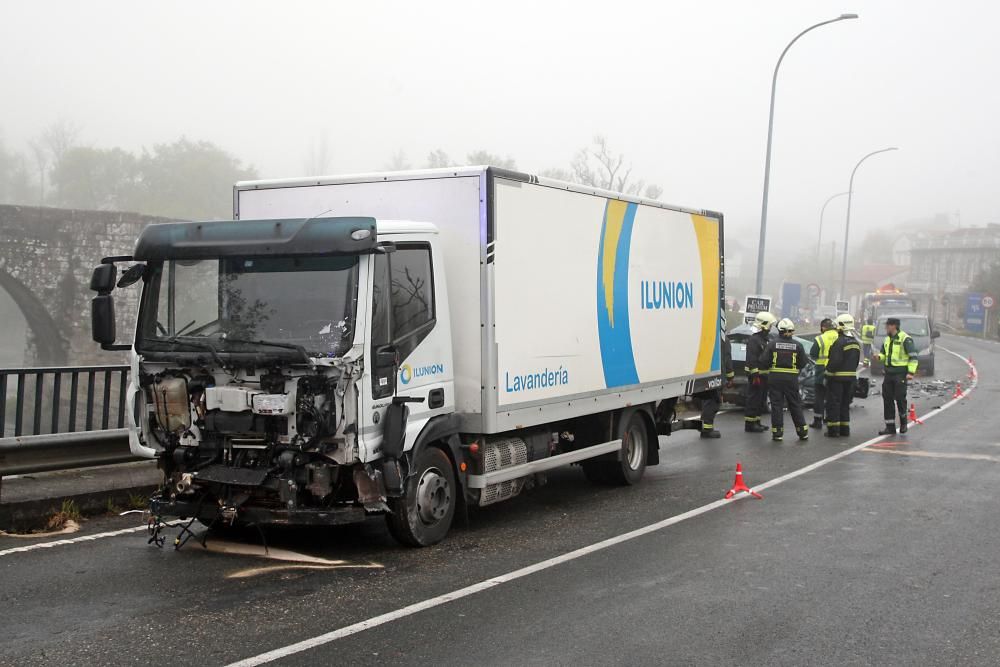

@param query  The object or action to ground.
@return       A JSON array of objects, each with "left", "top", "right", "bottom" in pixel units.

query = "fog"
[{"left": 2, "top": 0, "right": 998, "bottom": 297}]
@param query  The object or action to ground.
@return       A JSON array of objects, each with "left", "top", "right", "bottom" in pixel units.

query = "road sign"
[
  {"left": 966, "top": 293, "right": 984, "bottom": 332},
  {"left": 835, "top": 300, "right": 850, "bottom": 314},
  {"left": 743, "top": 295, "right": 771, "bottom": 324},
  {"left": 983, "top": 295, "right": 995, "bottom": 309},
  {"left": 806, "top": 283, "right": 821, "bottom": 298}
]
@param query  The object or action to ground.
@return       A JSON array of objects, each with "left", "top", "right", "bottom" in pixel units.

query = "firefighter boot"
[
  {"left": 700, "top": 427, "right": 721, "bottom": 439},
  {"left": 899, "top": 417, "right": 908, "bottom": 434},
  {"left": 840, "top": 424, "right": 850, "bottom": 437},
  {"left": 745, "top": 420, "right": 768, "bottom": 433},
  {"left": 878, "top": 421, "right": 897, "bottom": 436},
  {"left": 825, "top": 424, "right": 841, "bottom": 438},
  {"left": 796, "top": 425, "right": 809, "bottom": 441},
  {"left": 811, "top": 416, "right": 824, "bottom": 429},
  {"left": 772, "top": 427, "right": 783, "bottom": 442}
]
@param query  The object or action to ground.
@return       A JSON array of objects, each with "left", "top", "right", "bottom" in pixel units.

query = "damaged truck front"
[{"left": 91, "top": 217, "right": 406, "bottom": 536}]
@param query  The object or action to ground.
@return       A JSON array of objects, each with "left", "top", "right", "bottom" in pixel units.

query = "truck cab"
[{"left": 92, "top": 216, "right": 464, "bottom": 545}]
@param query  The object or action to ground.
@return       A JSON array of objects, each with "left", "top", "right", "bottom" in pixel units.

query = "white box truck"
[{"left": 90, "top": 167, "right": 725, "bottom": 546}]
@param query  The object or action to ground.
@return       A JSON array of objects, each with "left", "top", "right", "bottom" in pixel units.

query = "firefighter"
[
  {"left": 824, "top": 314, "right": 862, "bottom": 437},
  {"left": 697, "top": 336, "right": 734, "bottom": 439},
  {"left": 860, "top": 318, "right": 875, "bottom": 364},
  {"left": 758, "top": 318, "right": 808, "bottom": 441},
  {"left": 875, "top": 316, "right": 918, "bottom": 434},
  {"left": 744, "top": 311, "right": 776, "bottom": 433},
  {"left": 808, "top": 318, "right": 838, "bottom": 429}
]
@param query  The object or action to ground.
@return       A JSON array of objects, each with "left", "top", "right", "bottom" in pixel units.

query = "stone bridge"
[{"left": 0, "top": 205, "right": 168, "bottom": 366}]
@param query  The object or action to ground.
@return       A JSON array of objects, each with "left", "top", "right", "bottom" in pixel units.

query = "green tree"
[
  {"left": 51, "top": 146, "right": 139, "bottom": 210},
  {"left": 425, "top": 149, "right": 451, "bottom": 169},
  {"left": 133, "top": 138, "right": 257, "bottom": 219},
  {"left": 466, "top": 150, "right": 516, "bottom": 170},
  {"left": 384, "top": 149, "right": 411, "bottom": 171}
]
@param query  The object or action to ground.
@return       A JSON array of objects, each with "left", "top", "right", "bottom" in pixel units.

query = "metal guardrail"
[
  {"left": 1, "top": 365, "right": 129, "bottom": 438},
  {"left": 0, "top": 429, "right": 136, "bottom": 476},
  {"left": 0, "top": 365, "right": 138, "bottom": 495}
]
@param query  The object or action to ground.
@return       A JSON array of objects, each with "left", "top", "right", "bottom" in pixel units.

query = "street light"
[
  {"left": 817, "top": 191, "right": 850, "bottom": 261},
  {"left": 839, "top": 147, "right": 899, "bottom": 298},
  {"left": 754, "top": 13, "right": 859, "bottom": 295}
]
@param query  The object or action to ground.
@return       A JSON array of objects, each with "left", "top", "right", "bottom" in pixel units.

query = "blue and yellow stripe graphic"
[{"left": 596, "top": 200, "right": 639, "bottom": 387}]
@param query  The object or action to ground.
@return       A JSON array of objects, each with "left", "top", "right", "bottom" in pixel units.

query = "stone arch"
[{"left": 0, "top": 269, "right": 69, "bottom": 366}]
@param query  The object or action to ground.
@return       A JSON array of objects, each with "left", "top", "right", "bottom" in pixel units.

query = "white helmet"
[
  {"left": 836, "top": 313, "right": 855, "bottom": 331},
  {"left": 777, "top": 318, "right": 796, "bottom": 334},
  {"left": 753, "top": 311, "right": 776, "bottom": 331}
]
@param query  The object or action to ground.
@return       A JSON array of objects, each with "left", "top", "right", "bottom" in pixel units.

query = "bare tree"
[
  {"left": 40, "top": 119, "right": 81, "bottom": 165},
  {"left": 27, "top": 139, "right": 48, "bottom": 206},
  {"left": 545, "top": 136, "right": 662, "bottom": 199},
  {"left": 303, "top": 134, "right": 333, "bottom": 175}
]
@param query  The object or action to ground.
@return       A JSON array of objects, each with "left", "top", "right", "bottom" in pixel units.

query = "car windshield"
[
  {"left": 137, "top": 255, "right": 359, "bottom": 357},
  {"left": 876, "top": 317, "right": 929, "bottom": 337}
]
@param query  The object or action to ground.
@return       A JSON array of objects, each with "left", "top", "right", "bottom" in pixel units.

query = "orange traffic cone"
[
  {"left": 908, "top": 404, "right": 924, "bottom": 425},
  {"left": 725, "top": 462, "right": 763, "bottom": 500},
  {"left": 953, "top": 381, "right": 964, "bottom": 399}
]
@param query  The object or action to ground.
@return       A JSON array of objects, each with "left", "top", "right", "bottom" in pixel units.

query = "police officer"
[
  {"left": 744, "top": 311, "right": 776, "bottom": 433},
  {"left": 824, "top": 314, "right": 862, "bottom": 438},
  {"left": 875, "top": 316, "right": 918, "bottom": 434},
  {"left": 808, "top": 318, "right": 838, "bottom": 429},
  {"left": 758, "top": 318, "right": 808, "bottom": 441},
  {"left": 698, "top": 337, "right": 734, "bottom": 439},
  {"left": 860, "top": 318, "right": 875, "bottom": 363}
]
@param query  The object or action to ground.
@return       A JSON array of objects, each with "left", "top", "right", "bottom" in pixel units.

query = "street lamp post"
[
  {"left": 754, "top": 13, "right": 859, "bottom": 295},
  {"left": 817, "top": 191, "right": 850, "bottom": 261},
  {"left": 839, "top": 147, "right": 899, "bottom": 298}
]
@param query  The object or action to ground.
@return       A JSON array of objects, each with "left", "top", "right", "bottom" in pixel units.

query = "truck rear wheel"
[
  {"left": 386, "top": 446, "right": 456, "bottom": 547},
  {"left": 582, "top": 412, "right": 648, "bottom": 486}
]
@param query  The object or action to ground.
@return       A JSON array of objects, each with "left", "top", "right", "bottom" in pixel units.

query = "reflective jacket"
[
  {"left": 860, "top": 324, "right": 875, "bottom": 344},
  {"left": 759, "top": 335, "right": 806, "bottom": 378},
  {"left": 827, "top": 332, "right": 862, "bottom": 380},
  {"left": 745, "top": 330, "right": 770, "bottom": 376},
  {"left": 878, "top": 331, "right": 918, "bottom": 374},
  {"left": 809, "top": 329, "right": 839, "bottom": 368}
]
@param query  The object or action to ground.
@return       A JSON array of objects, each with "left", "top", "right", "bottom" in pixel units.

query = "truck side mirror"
[
  {"left": 92, "top": 294, "right": 116, "bottom": 345},
  {"left": 90, "top": 264, "right": 117, "bottom": 293},
  {"left": 372, "top": 345, "right": 398, "bottom": 399},
  {"left": 931, "top": 330, "right": 941, "bottom": 339}
]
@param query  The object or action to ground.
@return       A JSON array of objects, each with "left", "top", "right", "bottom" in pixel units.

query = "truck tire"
[
  {"left": 584, "top": 412, "right": 649, "bottom": 486},
  {"left": 386, "top": 446, "right": 456, "bottom": 547}
]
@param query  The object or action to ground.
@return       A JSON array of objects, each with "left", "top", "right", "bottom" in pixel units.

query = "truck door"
[{"left": 361, "top": 239, "right": 454, "bottom": 461}]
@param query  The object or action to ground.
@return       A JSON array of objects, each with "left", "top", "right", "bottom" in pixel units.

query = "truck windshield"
[{"left": 138, "top": 255, "right": 359, "bottom": 358}]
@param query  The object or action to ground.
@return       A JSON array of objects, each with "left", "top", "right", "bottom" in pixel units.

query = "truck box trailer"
[{"left": 90, "top": 166, "right": 724, "bottom": 546}]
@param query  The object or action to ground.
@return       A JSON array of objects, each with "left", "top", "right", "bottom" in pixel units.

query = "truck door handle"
[{"left": 428, "top": 388, "right": 445, "bottom": 409}]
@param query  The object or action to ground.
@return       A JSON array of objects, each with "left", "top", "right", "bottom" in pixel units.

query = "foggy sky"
[{"left": 2, "top": 0, "right": 998, "bottom": 284}]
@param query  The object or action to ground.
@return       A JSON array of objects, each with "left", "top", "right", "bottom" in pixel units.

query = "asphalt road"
[{"left": 1, "top": 334, "right": 995, "bottom": 666}]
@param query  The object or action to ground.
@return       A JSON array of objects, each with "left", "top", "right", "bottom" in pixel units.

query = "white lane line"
[
  {"left": 863, "top": 449, "right": 1000, "bottom": 463},
  {"left": 0, "top": 525, "right": 146, "bottom": 557},
  {"left": 225, "top": 348, "right": 979, "bottom": 666}
]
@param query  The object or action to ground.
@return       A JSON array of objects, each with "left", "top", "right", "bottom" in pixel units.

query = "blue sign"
[
  {"left": 965, "top": 292, "right": 984, "bottom": 333},
  {"left": 781, "top": 283, "right": 801, "bottom": 319}
]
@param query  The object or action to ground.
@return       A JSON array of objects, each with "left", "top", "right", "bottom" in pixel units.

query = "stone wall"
[{"left": 0, "top": 205, "right": 170, "bottom": 366}]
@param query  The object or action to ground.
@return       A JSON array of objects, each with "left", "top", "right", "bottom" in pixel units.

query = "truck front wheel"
[{"left": 386, "top": 446, "right": 456, "bottom": 547}]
